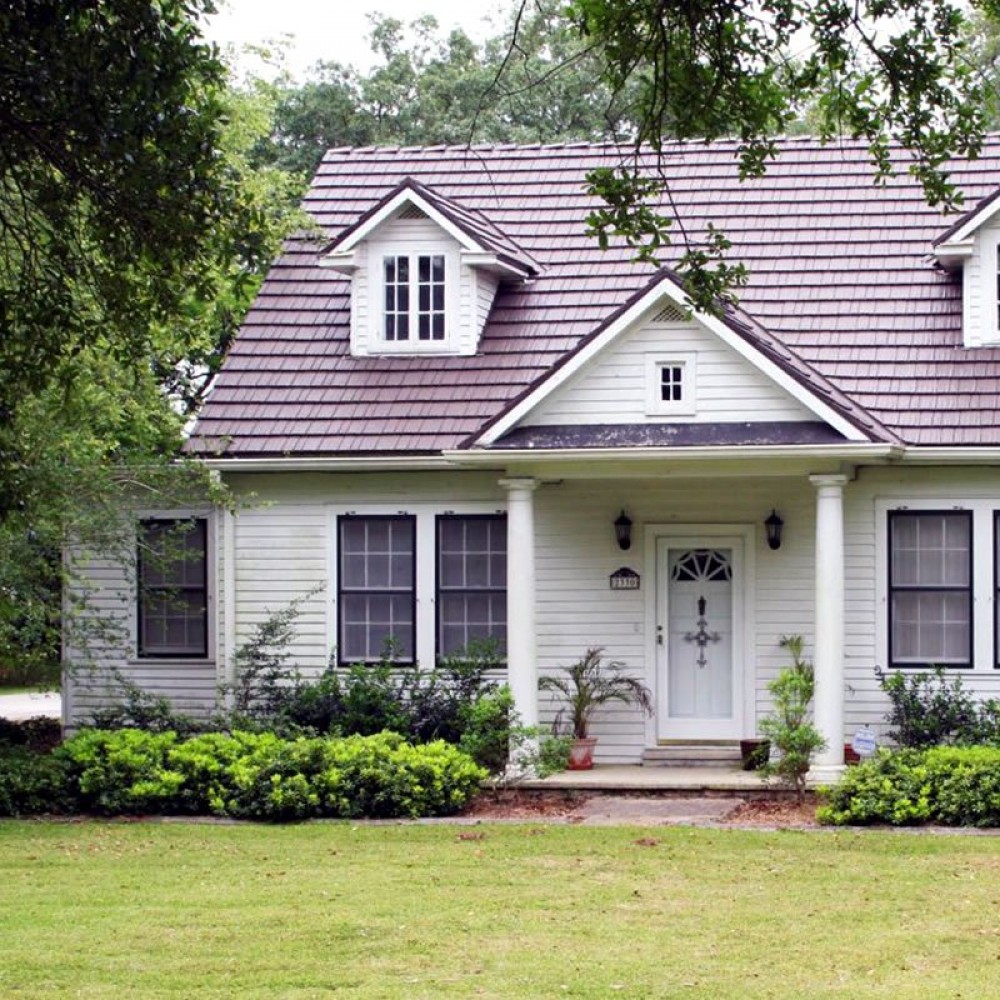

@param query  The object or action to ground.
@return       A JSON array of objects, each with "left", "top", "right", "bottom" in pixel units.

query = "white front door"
[{"left": 656, "top": 538, "right": 744, "bottom": 740}]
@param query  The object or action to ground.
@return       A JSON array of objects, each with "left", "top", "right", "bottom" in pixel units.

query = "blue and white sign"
[{"left": 851, "top": 727, "right": 878, "bottom": 758}]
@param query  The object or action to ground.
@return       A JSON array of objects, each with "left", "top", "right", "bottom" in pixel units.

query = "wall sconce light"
[
  {"left": 764, "top": 509, "right": 784, "bottom": 551},
  {"left": 614, "top": 510, "right": 633, "bottom": 551}
]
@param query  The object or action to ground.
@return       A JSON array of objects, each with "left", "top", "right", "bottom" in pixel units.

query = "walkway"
[{"left": 0, "top": 690, "right": 62, "bottom": 722}]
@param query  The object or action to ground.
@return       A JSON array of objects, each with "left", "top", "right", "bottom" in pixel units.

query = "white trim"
[
  {"left": 643, "top": 522, "right": 755, "bottom": 745},
  {"left": 473, "top": 279, "right": 870, "bottom": 446},
  {"left": 222, "top": 507, "right": 236, "bottom": 690},
  {"left": 326, "top": 500, "right": 507, "bottom": 669},
  {"left": 644, "top": 353, "right": 697, "bottom": 417},
  {"left": 204, "top": 457, "right": 463, "bottom": 472},
  {"left": 934, "top": 196, "right": 1000, "bottom": 249},
  {"left": 129, "top": 508, "right": 216, "bottom": 665},
  {"left": 874, "top": 496, "right": 992, "bottom": 673},
  {"left": 446, "top": 444, "right": 899, "bottom": 467},
  {"left": 366, "top": 244, "right": 461, "bottom": 355},
  {"left": 327, "top": 188, "right": 484, "bottom": 256}
]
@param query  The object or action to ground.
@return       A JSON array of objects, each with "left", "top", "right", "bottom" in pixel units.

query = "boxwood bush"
[
  {"left": 818, "top": 746, "right": 1000, "bottom": 827},
  {"left": 30, "top": 728, "right": 486, "bottom": 821}
]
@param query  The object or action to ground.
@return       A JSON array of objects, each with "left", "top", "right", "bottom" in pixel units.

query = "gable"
[{"left": 525, "top": 304, "right": 818, "bottom": 429}]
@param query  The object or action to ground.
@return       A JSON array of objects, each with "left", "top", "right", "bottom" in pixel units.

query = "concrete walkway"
[{"left": 0, "top": 690, "right": 62, "bottom": 721}]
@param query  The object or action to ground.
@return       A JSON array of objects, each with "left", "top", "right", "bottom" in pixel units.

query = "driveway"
[{"left": 0, "top": 690, "right": 62, "bottom": 721}]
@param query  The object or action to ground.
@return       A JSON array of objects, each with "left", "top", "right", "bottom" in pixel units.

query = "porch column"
[
  {"left": 500, "top": 477, "right": 539, "bottom": 729},
  {"left": 809, "top": 474, "right": 849, "bottom": 781}
]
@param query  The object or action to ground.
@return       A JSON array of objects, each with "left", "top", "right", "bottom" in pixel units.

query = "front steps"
[{"left": 642, "top": 743, "right": 743, "bottom": 768}]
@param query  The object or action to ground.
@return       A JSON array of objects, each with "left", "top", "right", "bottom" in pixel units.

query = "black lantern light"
[
  {"left": 764, "top": 509, "right": 784, "bottom": 551},
  {"left": 614, "top": 510, "right": 633, "bottom": 551}
]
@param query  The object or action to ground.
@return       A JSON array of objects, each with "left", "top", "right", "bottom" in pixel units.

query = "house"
[{"left": 65, "top": 137, "right": 1000, "bottom": 777}]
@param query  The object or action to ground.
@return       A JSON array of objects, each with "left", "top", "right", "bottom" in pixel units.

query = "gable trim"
[
  {"left": 326, "top": 181, "right": 484, "bottom": 255},
  {"left": 471, "top": 275, "right": 874, "bottom": 447},
  {"left": 933, "top": 187, "right": 1000, "bottom": 249}
]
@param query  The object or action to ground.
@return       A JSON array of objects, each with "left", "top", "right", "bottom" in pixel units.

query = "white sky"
[{"left": 203, "top": 0, "right": 513, "bottom": 79}]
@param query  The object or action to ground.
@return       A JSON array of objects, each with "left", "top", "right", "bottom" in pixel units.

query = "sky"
[{"left": 203, "top": 0, "right": 513, "bottom": 79}]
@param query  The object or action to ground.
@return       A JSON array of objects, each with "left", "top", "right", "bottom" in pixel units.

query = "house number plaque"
[{"left": 610, "top": 567, "right": 640, "bottom": 590}]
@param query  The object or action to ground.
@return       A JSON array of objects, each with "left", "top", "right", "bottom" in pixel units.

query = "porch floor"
[{"left": 521, "top": 764, "right": 776, "bottom": 794}]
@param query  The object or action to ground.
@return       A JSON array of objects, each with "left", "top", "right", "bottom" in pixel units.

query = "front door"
[{"left": 656, "top": 539, "right": 743, "bottom": 740}]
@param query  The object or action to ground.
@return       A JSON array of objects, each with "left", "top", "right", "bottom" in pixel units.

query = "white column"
[
  {"left": 809, "top": 474, "right": 849, "bottom": 781},
  {"left": 500, "top": 477, "right": 539, "bottom": 730}
]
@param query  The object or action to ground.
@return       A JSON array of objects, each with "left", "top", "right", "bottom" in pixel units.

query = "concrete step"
[{"left": 642, "top": 743, "right": 743, "bottom": 768}]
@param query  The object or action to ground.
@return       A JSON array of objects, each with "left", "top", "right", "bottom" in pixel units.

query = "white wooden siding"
[
  {"left": 526, "top": 315, "right": 817, "bottom": 426},
  {"left": 962, "top": 219, "right": 1000, "bottom": 347},
  {"left": 66, "top": 465, "right": 1000, "bottom": 762}
]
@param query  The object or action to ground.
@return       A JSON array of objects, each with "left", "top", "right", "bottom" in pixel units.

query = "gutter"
[{"left": 202, "top": 455, "right": 460, "bottom": 473}]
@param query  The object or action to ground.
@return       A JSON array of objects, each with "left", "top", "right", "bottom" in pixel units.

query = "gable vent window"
[
  {"left": 383, "top": 254, "right": 446, "bottom": 343},
  {"left": 646, "top": 354, "right": 696, "bottom": 417}
]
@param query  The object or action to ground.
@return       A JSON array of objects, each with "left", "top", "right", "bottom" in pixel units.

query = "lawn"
[{"left": 2, "top": 820, "right": 999, "bottom": 998}]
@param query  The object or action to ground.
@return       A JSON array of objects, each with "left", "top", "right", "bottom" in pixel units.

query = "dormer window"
[
  {"left": 384, "top": 254, "right": 446, "bottom": 342},
  {"left": 645, "top": 353, "right": 697, "bottom": 417}
]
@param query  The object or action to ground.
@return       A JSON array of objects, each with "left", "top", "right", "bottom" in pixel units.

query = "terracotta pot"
[{"left": 567, "top": 737, "right": 598, "bottom": 770}]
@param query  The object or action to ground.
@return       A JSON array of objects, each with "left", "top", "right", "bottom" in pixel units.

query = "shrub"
[
  {"left": 817, "top": 746, "right": 1000, "bottom": 826},
  {"left": 88, "top": 669, "right": 201, "bottom": 735},
  {"left": 0, "top": 745, "right": 72, "bottom": 816},
  {"left": 458, "top": 686, "right": 514, "bottom": 774},
  {"left": 56, "top": 729, "right": 180, "bottom": 814},
  {"left": 0, "top": 715, "right": 62, "bottom": 753},
  {"left": 875, "top": 666, "right": 986, "bottom": 748},
  {"left": 49, "top": 728, "right": 486, "bottom": 821},
  {"left": 759, "top": 636, "right": 825, "bottom": 802}
]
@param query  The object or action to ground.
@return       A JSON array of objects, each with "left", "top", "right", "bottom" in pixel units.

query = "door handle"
[{"left": 656, "top": 624, "right": 663, "bottom": 646}]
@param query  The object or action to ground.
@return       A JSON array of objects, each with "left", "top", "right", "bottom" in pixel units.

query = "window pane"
[
  {"left": 892, "top": 591, "right": 970, "bottom": 664},
  {"left": 138, "top": 519, "right": 207, "bottom": 657},
  {"left": 436, "top": 516, "right": 506, "bottom": 656},
  {"left": 891, "top": 514, "right": 970, "bottom": 586},
  {"left": 338, "top": 517, "right": 415, "bottom": 663}
]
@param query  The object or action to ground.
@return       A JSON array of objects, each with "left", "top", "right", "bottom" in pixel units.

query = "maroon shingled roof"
[{"left": 189, "top": 138, "right": 1000, "bottom": 456}]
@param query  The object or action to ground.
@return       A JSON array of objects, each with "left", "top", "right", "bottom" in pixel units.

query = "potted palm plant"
[{"left": 539, "top": 648, "right": 653, "bottom": 770}]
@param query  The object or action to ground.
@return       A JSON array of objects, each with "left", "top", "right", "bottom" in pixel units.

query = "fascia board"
[
  {"left": 474, "top": 279, "right": 869, "bottom": 446},
  {"left": 330, "top": 189, "right": 483, "bottom": 255},
  {"left": 937, "top": 197, "right": 1000, "bottom": 246}
]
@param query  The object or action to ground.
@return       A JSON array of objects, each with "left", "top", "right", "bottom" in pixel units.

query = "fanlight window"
[{"left": 670, "top": 549, "right": 732, "bottom": 583}]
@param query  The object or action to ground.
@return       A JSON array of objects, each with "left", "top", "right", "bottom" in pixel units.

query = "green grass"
[{"left": 2, "top": 820, "right": 999, "bottom": 998}]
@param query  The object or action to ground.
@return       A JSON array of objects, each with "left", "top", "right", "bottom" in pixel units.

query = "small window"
[
  {"left": 338, "top": 515, "right": 415, "bottom": 663},
  {"left": 382, "top": 253, "right": 446, "bottom": 343},
  {"left": 137, "top": 519, "right": 208, "bottom": 658},
  {"left": 645, "top": 354, "right": 696, "bottom": 416},
  {"left": 437, "top": 515, "right": 507, "bottom": 657},
  {"left": 888, "top": 511, "right": 972, "bottom": 669}
]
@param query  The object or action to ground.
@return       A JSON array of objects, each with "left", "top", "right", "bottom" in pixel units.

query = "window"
[
  {"left": 645, "top": 354, "right": 696, "bottom": 416},
  {"left": 338, "top": 516, "right": 415, "bottom": 663},
  {"left": 383, "top": 253, "right": 446, "bottom": 342},
  {"left": 888, "top": 511, "right": 972, "bottom": 668},
  {"left": 137, "top": 519, "right": 208, "bottom": 658},
  {"left": 437, "top": 515, "right": 507, "bottom": 656}
]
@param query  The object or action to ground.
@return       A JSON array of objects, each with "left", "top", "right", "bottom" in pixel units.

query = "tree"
[
  {"left": 0, "top": 2, "right": 303, "bottom": 681},
  {"left": 540, "top": 0, "right": 994, "bottom": 309},
  {"left": 256, "top": 9, "right": 638, "bottom": 177}
]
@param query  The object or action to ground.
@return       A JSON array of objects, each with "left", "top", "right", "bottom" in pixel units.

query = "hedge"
[
  {"left": 818, "top": 746, "right": 1000, "bottom": 827},
  {"left": 0, "top": 728, "right": 487, "bottom": 821}
]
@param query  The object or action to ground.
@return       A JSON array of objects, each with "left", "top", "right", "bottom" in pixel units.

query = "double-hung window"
[
  {"left": 337, "top": 515, "right": 416, "bottom": 663},
  {"left": 888, "top": 511, "right": 972, "bottom": 669},
  {"left": 137, "top": 519, "right": 208, "bottom": 658},
  {"left": 383, "top": 253, "right": 446, "bottom": 343},
  {"left": 437, "top": 515, "right": 507, "bottom": 656}
]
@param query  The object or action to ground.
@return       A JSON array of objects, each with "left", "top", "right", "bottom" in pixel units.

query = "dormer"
[
  {"left": 319, "top": 178, "right": 538, "bottom": 357},
  {"left": 934, "top": 188, "right": 1000, "bottom": 348}
]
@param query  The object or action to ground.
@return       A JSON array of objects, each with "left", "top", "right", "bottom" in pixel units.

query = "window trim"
[
  {"left": 994, "top": 511, "right": 1000, "bottom": 670},
  {"left": 886, "top": 509, "right": 974, "bottom": 671},
  {"left": 336, "top": 513, "right": 417, "bottom": 666},
  {"left": 435, "top": 513, "right": 508, "bottom": 659},
  {"left": 136, "top": 517, "right": 209, "bottom": 660},
  {"left": 367, "top": 243, "right": 457, "bottom": 355},
  {"left": 644, "top": 352, "right": 697, "bottom": 417}
]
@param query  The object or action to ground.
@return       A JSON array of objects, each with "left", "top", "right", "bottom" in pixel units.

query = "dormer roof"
[
  {"left": 932, "top": 186, "right": 1000, "bottom": 267},
  {"left": 322, "top": 177, "right": 540, "bottom": 279}
]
